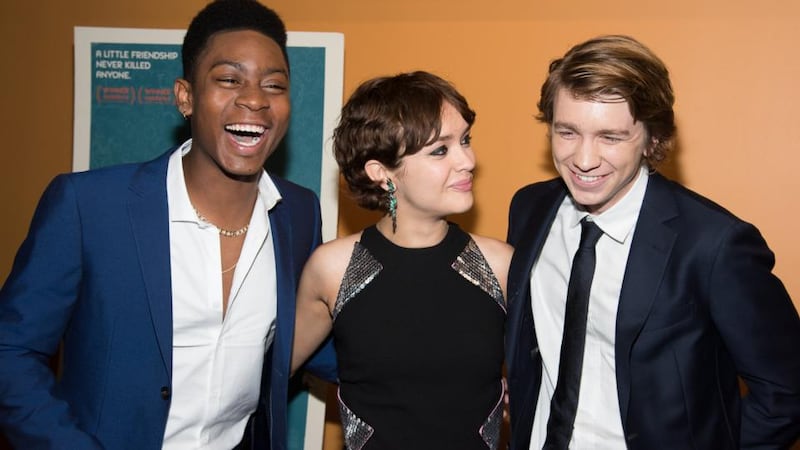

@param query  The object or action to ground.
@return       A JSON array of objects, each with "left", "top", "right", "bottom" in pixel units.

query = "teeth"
[
  {"left": 225, "top": 124, "right": 266, "bottom": 134},
  {"left": 232, "top": 134, "right": 262, "bottom": 146},
  {"left": 577, "top": 174, "right": 601, "bottom": 182}
]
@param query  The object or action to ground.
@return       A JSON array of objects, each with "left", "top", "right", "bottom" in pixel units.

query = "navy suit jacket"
[
  {"left": 506, "top": 174, "right": 800, "bottom": 449},
  {"left": 0, "top": 148, "right": 336, "bottom": 450}
]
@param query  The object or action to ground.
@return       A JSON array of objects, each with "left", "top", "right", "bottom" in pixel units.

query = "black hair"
[{"left": 181, "top": 0, "right": 288, "bottom": 82}]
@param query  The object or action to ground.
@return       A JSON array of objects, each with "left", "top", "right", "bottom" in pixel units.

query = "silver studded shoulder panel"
[
  {"left": 451, "top": 239, "right": 506, "bottom": 313},
  {"left": 333, "top": 241, "right": 383, "bottom": 320}
]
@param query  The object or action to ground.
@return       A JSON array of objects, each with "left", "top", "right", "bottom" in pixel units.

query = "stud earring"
[{"left": 386, "top": 179, "right": 397, "bottom": 233}]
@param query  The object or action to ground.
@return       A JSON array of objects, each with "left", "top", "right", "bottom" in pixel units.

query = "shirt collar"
[
  {"left": 168, "top": 139, "right": 282, "bottom": 227},
  {"left": 566, "top": 165, "right": 649, "bottom": 244}
]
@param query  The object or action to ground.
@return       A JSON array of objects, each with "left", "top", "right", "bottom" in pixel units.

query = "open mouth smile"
[
  {"left": 575, "top": 173, "right": 603, "bottom": 183},
  {"left": 225, "top": 123, "right": 266, "bottom": 147}
]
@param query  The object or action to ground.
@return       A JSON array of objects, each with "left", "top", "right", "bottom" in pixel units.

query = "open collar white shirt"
[
  {"left": 162, "top": 140, "right": 279, "bottom": 449},
  {"left": 529, "top": 166, "right": 649, "bottom": 449}
]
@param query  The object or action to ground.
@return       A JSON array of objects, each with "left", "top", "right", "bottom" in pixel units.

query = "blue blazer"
[
  {"left": 0, "top": 149, "right": 336, "bottom": 450},
  {"left": 505, "top": 174, "right": 800, "bottom": 449}
]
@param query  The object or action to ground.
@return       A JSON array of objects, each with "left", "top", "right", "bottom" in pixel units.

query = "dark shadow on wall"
[{"left": 657, "top": 135, "right": 685, "bottom": 184}]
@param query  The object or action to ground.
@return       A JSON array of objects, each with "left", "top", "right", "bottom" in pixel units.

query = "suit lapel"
[
  {"left": 506, "top": 180, "right": 566, "bottom": 371},
  {"left": 615, "top": 173, "right": 678, "bottom": 424},
  {"left": 268, "top": 198, "right": 292, "bottom": 376},
  {"left": 508, "top": 185, "right": 566, "bottom": 303},
  {"left": 128, "top": 151, "right": 174, "bottom": 376}
]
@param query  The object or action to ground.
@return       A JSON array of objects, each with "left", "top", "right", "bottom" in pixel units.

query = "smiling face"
[
  {"left": 551, "top": 88, "right": 650, "bottom": 215},
  {"left": 389, "top": 102, "right": 476, "bottom": 221},
  {"left": 175, "top": 29, "right": 290, "bottom": 179}
]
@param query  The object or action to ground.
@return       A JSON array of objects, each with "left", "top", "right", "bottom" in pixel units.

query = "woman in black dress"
[{"left": 292, "top": 71, "right": 512, "bottom": 450}]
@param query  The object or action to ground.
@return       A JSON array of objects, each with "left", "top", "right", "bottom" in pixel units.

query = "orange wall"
[{"left": 1, "top": 0, "right": 797, "bottom": 307}]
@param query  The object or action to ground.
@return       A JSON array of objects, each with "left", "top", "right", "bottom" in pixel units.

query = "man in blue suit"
[
  {"left": 506, "top": 35, "right": 800, "bottom": 449},
  {"left": 0, "top": 1, "right": 335, "bottom": 448}
]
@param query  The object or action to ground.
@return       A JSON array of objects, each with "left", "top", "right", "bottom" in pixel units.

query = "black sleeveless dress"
[{"left": 332, "top": 223, "right": 506, "bottom": 450}]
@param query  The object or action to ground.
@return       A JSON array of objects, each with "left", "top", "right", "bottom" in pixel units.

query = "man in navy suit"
[
  {"left": 0, "top": 1, "right": 334, "bottom": 448},
  {"left": 506, "top": 35, "right": 800, "bottom": 449}
]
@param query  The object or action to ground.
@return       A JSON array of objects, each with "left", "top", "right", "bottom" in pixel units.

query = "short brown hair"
[
  {"left": 333, "top": 71, "right": 476, "bottom": 211},
  {"left": 537, "top": 35, "right": 676, "bottom": 167}
]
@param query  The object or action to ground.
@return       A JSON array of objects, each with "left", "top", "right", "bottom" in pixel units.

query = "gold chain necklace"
[
  {"left": 193, "top": 206, "right": 249, "bottom": 238},
  {"left": 221, "top": 262, "right": 237, "bottom": 274}
]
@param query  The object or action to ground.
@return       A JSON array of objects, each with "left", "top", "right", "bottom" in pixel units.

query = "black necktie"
[{"left": 544, "top": 218, "right": 604, "bottom": 449}]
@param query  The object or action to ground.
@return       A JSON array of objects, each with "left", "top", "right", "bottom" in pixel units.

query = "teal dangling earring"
[{"left": 386, "top": 179, "right": 397, "bottom": 233}]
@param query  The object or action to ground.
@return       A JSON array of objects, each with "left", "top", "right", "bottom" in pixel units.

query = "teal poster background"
[
  {"left": 89, "top": 43, "right": 326, "bottom": 196},
  {"left": 89, "top": 43, "right": 183, "bottom": 168},
  {"left": 77, "top": 28, "right": 342, "bottom": 450}
]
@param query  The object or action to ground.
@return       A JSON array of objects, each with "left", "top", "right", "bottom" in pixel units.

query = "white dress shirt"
[
  {"left": 529, "top": 166, "right": 649, "bottom": 449},
  {"left": 162, "top": 140, "right": 279, "bottom": 449}
]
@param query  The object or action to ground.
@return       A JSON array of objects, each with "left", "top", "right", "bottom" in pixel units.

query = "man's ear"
[
  {"left": 174, "top": 78, "right": 193, "bottom": 118},
  {"left": 364, "top": 160, "right": 390, "bottom": 189}
]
